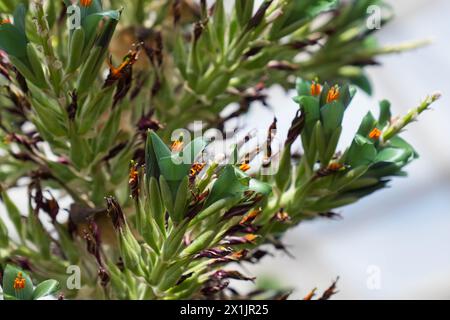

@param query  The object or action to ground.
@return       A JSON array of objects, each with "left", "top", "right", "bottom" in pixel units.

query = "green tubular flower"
[
  {"left": 283, "top": 79, "right": 440, "bottom": 217},
  {"left": 294, "top": 79, "right": 355, "bottom": 169}
]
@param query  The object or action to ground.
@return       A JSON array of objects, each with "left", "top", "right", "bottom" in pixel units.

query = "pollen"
[
  {"left": 128, "top": 164, "right": 138, "bottom": 185},
  {"left": 326, "top": 86, "right": 340, "bottom": 103},
  {"left": 369, "top": 128, "right": 382, "bottom": 140},
  {"left": 244, "top": 234, "right": 258, "bottom": 242},
  {"left": 310, "top": 82, "right": 322, "bottom": 96},
  {"left": 107, "top": 59, "right": 128, "bottom": 79},
  {"left": 171, "top": 140, "right": 184, "bottom": 152},
  {"left": 80, "top": 0, "right": 93, "bottom": 7},
  {"left": 189, "top": 162, "right": 206, "bottom": 178},
  {"left": 239, "top": 209, "right": 260, "bottom": 225},
  {"left": 106, "top": 47, "right": 140, "bottom": 82},
  {"left": 275, "top": 210, "right": 291, "bottom": 222},
  {"left": 327, "top": 162, "right": 344, "bottom": 171},
  {"left": 239, "top": 163, "right": 250, "bottom": 172},
  {"left": 230, "top": 250, "right": 246, "bottom": 260},
  {"left": 13, "top": 272, "right": 26, "bottom": 291},
  {"left": 0, "top": 18, "right": 11, "bottom": 25}
]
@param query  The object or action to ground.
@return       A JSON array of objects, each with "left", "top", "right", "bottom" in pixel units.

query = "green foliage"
[{"left": 0, "top": 0, "right": 440, "bottom": 300}]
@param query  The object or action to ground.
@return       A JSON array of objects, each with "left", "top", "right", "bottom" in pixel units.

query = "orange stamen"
[
  {"left": 244, "top": 234, "right": 257, "bottom": 242},
  {"left": 128, "top": 165, "right": 138, "bottom": 185},
  {"left": 239, "top": 209, "right": 260, "bottom": 225},
  {"left": 369, "top": 128, "right": 382, "bottom": 140},
  {"left": 303, "top": 288, "right": 317, "bottom": 300},
  {"left": 106, "top": 47, "right": 140, "bottom": 81},
  {"left": 239, "top": 163, "right": 250, "bottom": 172},
  {"left": 327, "top": 162, "right": 344, "bottom": 171},
  {"left": 13, "top": 272, "right": 26, "bottom": 291},
  {"left": 107, "top": 58, "right": 127, "bottom": 79},
  {"left": 230, "top": 250, "right": 246, "bottom": 260},
  {"left": 80, "top": 0, "right": 93, "bottom": 7},
  {"left": 0, "top": 18, "right": 11, "bottom": 25},
  {"left": 189, "top": 162, "right": 206, "bottom": 178},
  {"left": 326, "top": 86, "right": 340, "bottom": 103},
  {"left": 310, "top": 82, "right": 322, "bottom": 96},
  {"left": 171, "top": 140, "right": 184, "bottom": 152}
]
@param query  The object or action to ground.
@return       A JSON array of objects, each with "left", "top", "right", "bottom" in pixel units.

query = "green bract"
[{"left": 1, "top": 264, "right": 59, "bottom": 300}]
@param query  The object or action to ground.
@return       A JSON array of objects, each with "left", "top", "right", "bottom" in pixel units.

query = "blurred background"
[
  {"left": 235, "top": 0, "right": 450, "bottom": 299},
  {"left": 1, "top": 0, "right": 448, "bottom": 299}
]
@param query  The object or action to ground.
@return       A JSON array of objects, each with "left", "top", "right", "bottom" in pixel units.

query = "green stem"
[{"left": 382, "top": 92, "right": 441, "bottom": 142}]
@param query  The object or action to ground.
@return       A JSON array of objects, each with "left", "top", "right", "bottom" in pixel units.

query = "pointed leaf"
[
  {"left": 249, "top": 178, "right": 272, "bottom": 195},
  {"left": 13, "top": 3, "right": 27, "bottom": 35},
  {"left": 378, "top": 100, "right": 392, "bottom": 127},
  {"left": 172, "top": 176, "right": 189, "bottom": 223},
  {"left": 298, "top": 95, "right": 320, "bottom": 140},
  {"left": 345, "top": 134, "right": 377, "bottom": 167},
  {"left": 320, "top": 101, "right": 345, "bottom": 135},
  {"left": 179, "top": 137, "right": 206, "bottom": 166},
  {"left": 338, "top": 84, "right": 353, "bottom": 107},
  {"left": 32, "top": 280, "right": 60, "bottom": 300},
  {"left": 206, "top": 165, "right": 248, "bottom": 206},
  {"left": 1, "top": 191, "right": 23, "bottom": 238},
  {"left": 356, "top": 111, "right": 377, "bottom": 137},
  {"left": 319, "top": 82, "right": 331, "bottom": 107},
  {"left": 150, "top": 131, "right": 171, "bottom": 160},
  {"left": 388, "top": 136, "right": 418, "bottom": 159},
  {"left": 375, "top": 148, "right": 411, "bottom": 164},
  {"left": 295, "top": 78, "right": 311, "bottom": 97},
  {"left": 158, "top": 156, "right": 188, "bottom": 182},
  {"left": 145, "top": 131, "right": 160, "bottom": 180}
]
